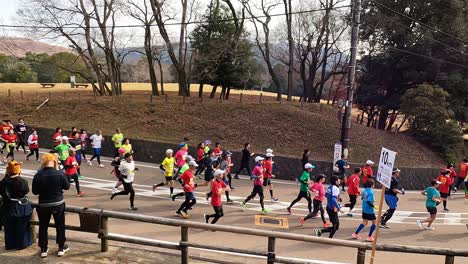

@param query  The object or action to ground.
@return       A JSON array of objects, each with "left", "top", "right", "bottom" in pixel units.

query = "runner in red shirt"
[
  {"left": 345, "top": 168, "right": 361, "bottom": 217},
  {"left": 52, "top": 127, "right": 62, "bottom": 146},
  {"left": 1, "top": 120, "right": 11, "bottom": 155},
  {"left": 447, "top": 163, "right": 457, "bottom": 198},
  {"left": 214, "top": 142, "right": 222, "bottom": 158},
  {"left": 65, "top": 148, "right": 84, "bottom": 197},
  {"left": 361, "top": 160, "right": 374, "bottom": 185},
  {"left": 176, "top": 160, "right": 198, "bottom": 219},
  {"left": 437, "top": 169, "right": 451, "bottom": 211},
  {"left": 263, "top": 152, "right": 278, "bottom": 201},
  {"left": 2, "top": 129, "right": 17, "bottom": 161},
  {"left": 204, "top": 169, "right": 230, "bottom": 225},
  {"left": 454, "top": 159, "right": 468, "bottom": 190}
]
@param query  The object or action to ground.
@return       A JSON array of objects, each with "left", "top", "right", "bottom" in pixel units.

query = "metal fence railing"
[{"left": 28, "top": 203, "right": 468, "bottom": 264}]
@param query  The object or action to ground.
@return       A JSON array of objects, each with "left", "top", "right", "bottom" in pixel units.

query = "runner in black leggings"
[
  {"left": 234, "top": 143, "right": 254, "bottom": 179},
  {"left": 315, "top": 176, "right": 344, "bottom": 238},
  {"left": 110, "top": 154, "right": 138, "bottom": 210}
]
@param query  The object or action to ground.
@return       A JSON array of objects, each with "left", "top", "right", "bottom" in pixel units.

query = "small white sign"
[
  {"left": 376, "top": 147, "right": 396, "bottom": 188},
  {"left": 333, "top": 142, "right": 342, "bottom": 164}
]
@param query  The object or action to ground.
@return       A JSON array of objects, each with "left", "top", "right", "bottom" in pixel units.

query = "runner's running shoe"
[
  {"left": 416, "top": 220, "right": 423, "bottom": 230},
  {"left": 351, "top": 233, "right": 361, "bottom": 240}
]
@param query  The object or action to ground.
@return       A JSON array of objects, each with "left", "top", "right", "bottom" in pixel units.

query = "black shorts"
[
  {"left": 251, "top": 185, "right": 264, "bottom": 197},
  {"left": 165, "top": 176, "right": 174, "bottom": 182},
  {"left": 440, "top": 192, "right": 449, "bottom": 198},
  {"left": 263, "top": 178, "right": 272, "bottom": 186},
  {"left": 204, "top": 170, "right": 214, "bottom": 182},
  {"left": 426, "top": 206, "right": 437, "bottom": 215},
  {"left": 362, "top": 213, "right": 376, "bottom": 220}
]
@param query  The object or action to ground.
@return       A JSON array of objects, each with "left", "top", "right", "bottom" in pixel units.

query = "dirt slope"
[{"left": 0, "top": 91, "right": 444, "bottom": 167}]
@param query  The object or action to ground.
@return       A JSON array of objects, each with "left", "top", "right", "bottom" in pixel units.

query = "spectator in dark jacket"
[
  {"left": 32, "top": 153, "right": 70, "bottom": 258},
  {"left": 0, "top": 161, "right": 32, "bottom": 250}
]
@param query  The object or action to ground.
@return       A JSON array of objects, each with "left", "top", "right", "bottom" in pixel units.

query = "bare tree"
[
  {"left": 149, "top": 0, "right": 196, "bottom": 96},
  {"left": 243, "top": 0, "right": 283, "bottom": 101},
  {"left": 125, "top": 0, "right": 159, "bottom": 96},
  {"left": 282, "top": 0, "right": 293, "bottom": 101}
]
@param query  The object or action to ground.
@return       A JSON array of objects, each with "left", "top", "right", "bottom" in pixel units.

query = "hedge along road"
[{"left": 7, "top": 150, "right": 468, "bottom": 264}]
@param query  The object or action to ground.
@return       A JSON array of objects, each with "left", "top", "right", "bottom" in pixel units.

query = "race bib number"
[{"left": 20, "top": 127, "right": 26, "bottom": 131}]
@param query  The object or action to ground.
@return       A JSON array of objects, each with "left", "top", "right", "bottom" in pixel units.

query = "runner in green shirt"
[
  {"left": 54, "top": 136, "right": 71, "bottom": 165},
  {"left": 416, "top": 179, "right": 441, "bottom": 230},
  {"left": 287, "top": 163, "right": 315, "bottom": 215}
]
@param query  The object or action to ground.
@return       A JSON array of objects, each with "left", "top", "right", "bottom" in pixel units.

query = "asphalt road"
[{"left": 5, "top": 150, "right": 468, "bottom": 264}]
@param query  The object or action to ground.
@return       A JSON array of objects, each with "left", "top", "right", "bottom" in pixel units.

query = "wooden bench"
[
  {"left": 74, "top": 84, "right": 89, "bottom": 88},
  {"left": 40, "top": 83, "right": 56, "bottom": 88}
]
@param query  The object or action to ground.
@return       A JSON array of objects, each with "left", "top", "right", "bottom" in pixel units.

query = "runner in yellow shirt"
[
  {"left": 111, "top": 128, "right": 124, "bottom": 154},
  {"left": 153, "top": 149, "right": 176, "bottom": 197}
]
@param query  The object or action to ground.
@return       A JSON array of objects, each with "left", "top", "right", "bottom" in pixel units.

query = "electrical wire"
[{"left": 0, "top": 5, "right": 351, "bottom": 30}]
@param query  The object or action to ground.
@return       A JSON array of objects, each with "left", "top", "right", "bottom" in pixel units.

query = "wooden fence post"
[
  {"left": 356, "top": 248, "right": 366, "bottom": 264},
  {"left": 78, "top": 93, "right": 81, "bottom": 101},
  {"left": 445, "top": 255, "right": 455, "bottom": 264},
  {"left": 165, "top": 94, "right": 168, "bottom": 103},
  {"left": 8, "top": 89, "right": 10, "bottom": 97},
  {"left": 150, "top": 94, "right": 153, "bottom": 103},
  {"left": 64, "top": 91, "right": 66, "bottom": 99},
  {"left": 49, "top": 92, "right": 51, "bottom": 99},
  {"left": 200, "top": 95, "right": 203, "bottom": 103},
  {"left": 36, "top": 92, "right": 38, "bottom": 100},
  {"left": 240, "top": 93, "right": 243, "bottom": 103},
  {"left": 267, "top": 237, "right": 276, "bottom": 264},
  {"left": 180, "top": 226, "right": 189, "bottom": 264},
  {"left": 259, "top": 93, "right": 263, "bottom": 103},
  {"left": 31, "top": 210, "right": 37, "bottom": 243},
  {"left": 100, "top": 216, "right": 109, "bottom": 252},
  {"left": 94, "top": 91, "right": 97, "bottom": 101},
  {"left": 20, "top": 90, "right": 24, "bottom": 100}
]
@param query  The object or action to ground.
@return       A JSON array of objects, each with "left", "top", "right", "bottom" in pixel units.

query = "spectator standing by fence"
[
  {"left": 0, "top": 161, "right": 33, "bottom": 250},
  {"left": 32, "top": 153, "right": 70, "bottom": 258}
]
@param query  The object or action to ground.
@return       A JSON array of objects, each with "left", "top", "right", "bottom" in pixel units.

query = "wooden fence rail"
[{"left": 28, "top": 203, "right": 468, "bottom": 264}]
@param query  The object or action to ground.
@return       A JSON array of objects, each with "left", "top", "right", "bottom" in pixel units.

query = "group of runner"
[{"left": 2, "top": 118, "right": 468, "bottom": 239}]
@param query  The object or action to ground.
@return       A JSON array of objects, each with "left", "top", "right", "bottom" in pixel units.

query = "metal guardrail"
[{"left": 29, "top": 203, "right": 468, "bottom": 264}]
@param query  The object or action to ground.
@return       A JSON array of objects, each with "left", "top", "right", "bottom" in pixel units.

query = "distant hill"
[{"left": 0, "top": 37, "right": 70, "bottom": 57}]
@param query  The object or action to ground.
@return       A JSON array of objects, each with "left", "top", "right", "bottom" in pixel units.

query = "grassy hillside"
[{"left": 0, "top": 86, "right": 445, "bottom": 168}]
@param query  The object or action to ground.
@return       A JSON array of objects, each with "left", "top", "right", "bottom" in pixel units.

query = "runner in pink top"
[
  {"left": 301, "top": 174, "right": 330, "bottom": 227},
  {"left": 240, "top": 156, "right": 270, "bottom": 214}
]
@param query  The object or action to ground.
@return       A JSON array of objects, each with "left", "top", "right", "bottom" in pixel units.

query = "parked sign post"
[
  {"left": 333, "top": 142, "right": 342, "bottom": 164},
  {"left": 370, "top": 147, "right": 397, "bottom": 264}
]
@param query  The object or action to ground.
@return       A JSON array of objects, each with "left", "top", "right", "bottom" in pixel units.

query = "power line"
[
  {"left": 0, "top": 5, "right": 351, "bottom": 30},
  {"left": 368, "top": 0, "right": 468, "bottom": 46},
  {"left": 387, "top": 46, "right": 468, "bottom": 70}
]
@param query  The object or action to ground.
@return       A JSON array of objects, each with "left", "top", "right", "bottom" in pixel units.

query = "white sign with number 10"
[{"left": 376, "top": 147, "right": 396, "bottom": 188}]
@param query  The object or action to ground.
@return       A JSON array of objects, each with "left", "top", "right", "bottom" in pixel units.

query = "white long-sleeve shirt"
[{"left": 119, "top": 160, "right": 135, "bottom": 183}]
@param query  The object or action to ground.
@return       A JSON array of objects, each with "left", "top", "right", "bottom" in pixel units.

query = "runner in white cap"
[
  {"left": 204, "top": 169, "right": 230, "bottom": 224},
  {"left": 176, "top": 160, "right": 199, "bottom": 218},
  {"left": 361, "top": 160, "right": 374, "bottom": 186},
  {"left": 416, "top": 179, "right": 441, "bottom": 230},
  {"left": 240, "top": 156, "right": 270, "bottom": 214},
  {"left": 287, "top": 163, "right": 314, "bottom": 215},
  {"left": 263, "top": 152, "right": 278, "bottom": 202}
]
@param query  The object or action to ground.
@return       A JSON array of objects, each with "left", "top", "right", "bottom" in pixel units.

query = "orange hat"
[
  {"left": 6, "top": 161, "right": 22, "bottom": 175},
  {"left": 42, "top": 153, "right": 56, "bottom": 163}
]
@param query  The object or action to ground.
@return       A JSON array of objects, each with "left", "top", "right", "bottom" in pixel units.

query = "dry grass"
[{"left": 0, "top": 88, "right": 445, "bottom": 167}]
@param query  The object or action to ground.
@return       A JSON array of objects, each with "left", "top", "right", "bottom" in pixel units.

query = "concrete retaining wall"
[{"left": 35, "top": 127, "right": 441, "bottom": 190}]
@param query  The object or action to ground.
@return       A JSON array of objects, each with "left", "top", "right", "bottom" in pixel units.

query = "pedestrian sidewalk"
[{"left": 0, "top": 234, "right": 212, "bottom": 264}]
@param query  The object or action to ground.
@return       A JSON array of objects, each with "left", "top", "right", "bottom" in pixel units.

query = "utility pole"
[{"left": 340, "top": 0, "right": 362, "bottom": 157}]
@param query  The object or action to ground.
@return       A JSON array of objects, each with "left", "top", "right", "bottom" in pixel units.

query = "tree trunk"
[
  {"left": 378, "top": 108, "right": 389, "bottom": 130},
  {"left": 316, "top": 1, "right": 331, "bottom": 103},
  {"left": 198, "top": 83, "right": 204, "bottom": 98},
  {"left": 210, "top": 85, "right": 218, "bottom": 98},
  {"left": 220, "top": 86, "right": 227, "bottom": 99},
  {"left": 226, "top": 87, "right": 231, "bottom": 100},
  {"left": 326, "top": 73, "right": 336, "bottom": 104},
  {"left": 156, "top": 58, "right": 164, "bottom": 95},
  {"left": 145, "top": 27, "right": 159, "bottom": 96}
]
